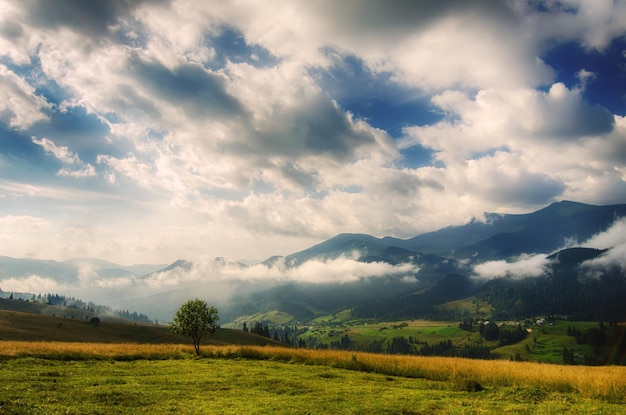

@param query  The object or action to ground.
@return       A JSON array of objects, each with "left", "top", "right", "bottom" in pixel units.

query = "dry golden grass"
[
  {"left": 2, "top": 341, "right": 624, "bottom": 401},
  {"left": 223, "top": 346, "right": 626, "bottom": 401},
  {"left": 0, "top": 341, "right": 195, "bottom": 359}
]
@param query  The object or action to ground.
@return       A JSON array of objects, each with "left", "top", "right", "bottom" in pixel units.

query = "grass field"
[
  {"left": 305, "top": 319, "right": 486, "bottom": 352},
  {"left": 1, "top": 342, "right": 625, "bottom": 414},
  {"left": 2, "top": 306, "right": 626, "bottom": 413}
]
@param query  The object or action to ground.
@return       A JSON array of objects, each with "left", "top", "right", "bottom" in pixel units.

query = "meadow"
[
  {"left": 1, "top": 341, "right": 625, "bottom": 414},
  {"left": 296, "top": 316, "right": 626, "bottom": 364}
]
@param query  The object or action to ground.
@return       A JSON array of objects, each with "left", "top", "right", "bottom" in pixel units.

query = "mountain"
[
  {"left": 1, "top": 200, "right": 625, "bottom": 324},
  {"left": 225, "top": 201, "right": 626, "bottom": 324},
  {"left": 283, "top": 233, "right": 392, "bottom": 265},
  {"left": 0, "top": 256, "right": 78, "bottom": 283},
  {"left": 272, "top": 201, "right": 626, "bottom": 266},
  {"left": 397, "top": 200, "right": 626, "bottom": 259},
  {"left": 0, "top": 257, "right": 167, "bottom": 284},
  {"left": 480, "top": 247, "right": 626, "bottom": 320}
]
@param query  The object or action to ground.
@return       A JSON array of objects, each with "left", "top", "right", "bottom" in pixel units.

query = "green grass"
[
  {"left": 1, "top": 356, "right": 625, "bottom": 414},
  {"left": 224, "top": 310, "right": 296, "bottom": 328},
  {"left": 436, "top": 296, "right": 494, "bottom": 316},
  {"left": 493, "top": 320, "right": 619, "bottom": 364},
  {"left": 311, "top": 319, "right": 485, "bottom": 350},
  {"left": 310, "top": 309, "right": 353, "bottom": 324}
]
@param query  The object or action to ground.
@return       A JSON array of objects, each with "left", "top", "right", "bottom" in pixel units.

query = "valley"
[{"left": 2, "top": 201, "right": 626, "bottom": 370}]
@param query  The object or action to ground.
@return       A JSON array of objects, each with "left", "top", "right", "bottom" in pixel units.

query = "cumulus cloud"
[
  {"left": 397, "top": 80, "right": 621, "bottom": 213},
  {"left": 472, "top": 253, "right": 551, "bottom": 280},
  {"left": 403, "top": 83, "right": 614, "bottom": 158}
]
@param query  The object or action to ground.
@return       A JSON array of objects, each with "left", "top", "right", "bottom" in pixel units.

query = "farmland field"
[{"left": 1, "top": 342, "right": 625, "bottom": 414}]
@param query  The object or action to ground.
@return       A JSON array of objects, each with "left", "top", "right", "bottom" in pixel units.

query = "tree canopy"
[{"left": 169, "top": 299, "right": 219, "bottom": 354}]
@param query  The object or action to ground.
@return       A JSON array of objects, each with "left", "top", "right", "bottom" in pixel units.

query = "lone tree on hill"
[{"left": 169, "top": 299, "right": 219, "bottom": 355}]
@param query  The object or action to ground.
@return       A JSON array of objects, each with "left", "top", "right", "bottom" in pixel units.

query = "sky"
[{"left": 1, "top": 0, "right": 626, "bottom": 266}]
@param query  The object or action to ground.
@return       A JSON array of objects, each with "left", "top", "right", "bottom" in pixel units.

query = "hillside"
[
  {"left": 225, "top": 245, "right": 626, "bottom": 325},
  {"left": 0, "top": 299, "right": 278, "bottom": 346},
  {"left": 222, "top": 201, "right": 626, "bottom": 325}
]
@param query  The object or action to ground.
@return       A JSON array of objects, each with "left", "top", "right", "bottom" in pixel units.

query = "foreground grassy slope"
[
  {"left": 0, "top": 343, "right": 625, "bottom": 414},
  {"left": 0, "top": 309, "right": 279, "bottom": 346}
]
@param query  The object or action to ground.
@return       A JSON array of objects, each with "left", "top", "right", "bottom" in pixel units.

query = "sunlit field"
[{"left": 1, "top": 341, "right": 625, "bottom": 414}]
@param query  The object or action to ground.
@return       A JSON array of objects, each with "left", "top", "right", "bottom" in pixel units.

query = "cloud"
[
  {"left": 138, "top": 255, "right": 420, "bottom": 288},
  {"left": 214, "top": 0, "right": 548, "bottom": 90},
  {"left": 59, "top": 255, "right": 420, "bottom": 314},
  {"left": 0, "top": 214, "right": 49, "bottom": 231},
  {"left": 0, "top": 0, "right": 625, "bottom": 267},
  {"left": 472, "top": 216, "right": 626, "bottom": 282},
  {"left": 127, "top": 55, "right": 243, "bottom": 119},
  {"left": 20, "top": 0, "right": 158, "bottom": 38},
  {"left": 473, "top": 254, "right": 551, "bottom": 280},
  {"left": 31, "top": 136, "right": 97, "bottom": 178},
  {"left": 522, "top": 0, "right": 626, "bottom": 51},
  {"left": 584, "top": 217, "right": 626, "bottom": 250},
  {"left": 404, "top": 83, "right": 614, "bottom": 158},
  {"left": 0, "top": 275, "right": 61, "bottom": 293},
  {"left": 32, "top": 137, "right": 79, "bottom": 164},
  {"left": 398, "top": 81, "right": 621, "bottom": 211},
  {"left": 464, "top": 152, "right": 566, "bottom": 205},
  {"left": 581, "top": 217, "right": 626, "bottom": 271},
  {"left": 0, "top": 64, "right": 51, "bottom": 129},
  {"left": 235, "top": 256, "right": 419, "bottom": 284}
]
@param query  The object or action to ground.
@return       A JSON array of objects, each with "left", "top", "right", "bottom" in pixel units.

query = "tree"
[{"left": 169, "top": 299, "right": 219, "bottom": 355}]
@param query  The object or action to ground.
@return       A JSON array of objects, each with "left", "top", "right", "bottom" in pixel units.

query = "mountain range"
[
  {"left": 1, "top": 200, "right": 626, "bottom": 324},
  {"left": 283, "top": 200, "right": 626, "bottom": 263}
]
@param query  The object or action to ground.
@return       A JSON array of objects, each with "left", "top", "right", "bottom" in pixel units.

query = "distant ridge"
[
  {"left": 396, "top": 200, "right": 626, "bottom": 259},
  {"left": 265, "top": 200, "right": 626, "bottom": 265}
]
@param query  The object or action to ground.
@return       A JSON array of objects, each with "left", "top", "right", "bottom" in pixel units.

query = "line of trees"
[
  {"left": 562, "top": 321, "right": 626, "bottom": 365},
  {"left": 1, "top": 290, "right": 152, "bottom": 323},
  {"left": 243, "top": 322, "right": 307, "bottom": 347}
]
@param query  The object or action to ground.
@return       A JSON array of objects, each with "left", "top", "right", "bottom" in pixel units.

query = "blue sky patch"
[
  {"left": 312, "top": 52, "right": 443, "bottom": 138},
  {"left": 542, "top": 38, "right": 626, "bottom": 115}
]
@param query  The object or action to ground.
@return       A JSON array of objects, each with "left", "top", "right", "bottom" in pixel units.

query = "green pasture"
[
  {"left": 493, "top": 320, "right": 617, "bottom": 364},
  {"left": 1, "top": 356, "right": 624, "bottom": 415},
  {"left": 310, "top": 319, "right": 485, "bottom": 349},
  {"left": 300, "top": 317, "right": 624, "bottom": 366}
]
